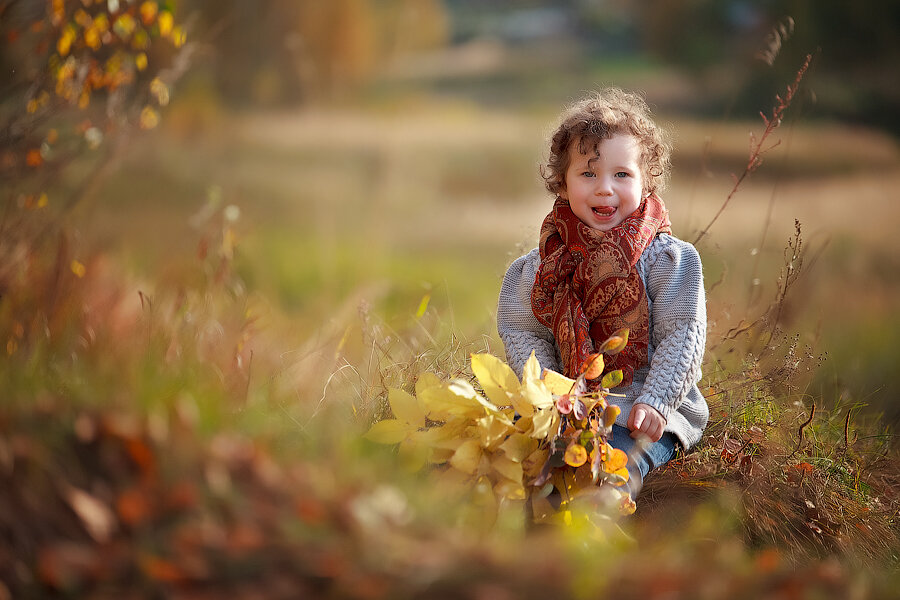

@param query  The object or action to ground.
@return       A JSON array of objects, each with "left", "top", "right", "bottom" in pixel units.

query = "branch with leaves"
[{"left": 366, "top": 328, "right": 638, "bottom": 525}]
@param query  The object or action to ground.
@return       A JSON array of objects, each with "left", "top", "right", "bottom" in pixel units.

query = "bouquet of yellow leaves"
[{"left": 365, "top": 330, "right": 635, "bottom": 524}]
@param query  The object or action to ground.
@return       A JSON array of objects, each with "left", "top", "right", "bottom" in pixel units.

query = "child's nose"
[{"left": 595, "top": 176, "right": 613, "bottom": 195}]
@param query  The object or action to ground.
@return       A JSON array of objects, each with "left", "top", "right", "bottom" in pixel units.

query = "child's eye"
[
  {"left": 581, "top": 171, "right": 595, "bottom": 178},
  {"left": 614, "top": 171, "right": 630, "bottom": 178}
]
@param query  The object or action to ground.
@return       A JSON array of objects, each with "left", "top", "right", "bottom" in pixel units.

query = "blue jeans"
[{"left": 607, "top": 424, "right": 679, "bottom": 499}]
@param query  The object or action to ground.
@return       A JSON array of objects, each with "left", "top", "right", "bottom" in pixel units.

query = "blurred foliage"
[
  {"left": 0, "top": 0, "right": 191, "bottom": 254},
  {"left": 647, "top": 0, "right": 900, "bottom": 132},
  {"left": 448, "top": 0, "right": 900, "bottom": 133},
  {"left": 179, "top": 0, "right": 449, "bottom": 104}
]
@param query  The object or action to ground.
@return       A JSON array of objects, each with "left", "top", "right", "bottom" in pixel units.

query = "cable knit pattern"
[{"left": 497, "top": 233, "right": 709, "bottom": 449}]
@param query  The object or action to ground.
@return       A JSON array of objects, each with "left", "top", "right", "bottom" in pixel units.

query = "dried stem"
[
  {"left": 693, "top": 54, "right": 813, "bottom": 246},
  {"left": 795, "top": 403, "right": 816, "bottom": 453}
]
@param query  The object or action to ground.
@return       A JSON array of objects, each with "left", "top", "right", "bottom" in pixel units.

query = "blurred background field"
[
  {"left": 48, "top": 0, "right": 900, "bottom": 423},
  {"left": 3, "top": 0, "right": 900, "bottom": 596}
]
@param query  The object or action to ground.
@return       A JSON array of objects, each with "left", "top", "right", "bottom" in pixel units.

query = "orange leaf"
[
  {"left": 165, "top": 481, "right": 198, "bottom": 511},
  {"left": 140, "top": 1, "right": 159, "bottom": 25},
  {"left": 140, "top": 555, "right": 185, "bottom": 583},
  {"left": 295, "top": 496, "right": 327, "bottom": 524},
  {"left": 38, "top": 543, "right": 102, "bottom": 589},
  {"left": 564, "top": 443, "right": 588, "bottom": 467},
  {"left": 604, "top": 447, "right": 628, "bottom": 472},
  {"left": 117, "top": 487, "right": 152, "bottom": 526},
  {"left": 26, "top": 149, "right": 42, "bottom": 167},
  {"left": 126, "top": 437, "right": 157, "bottom": 477},
  {"left": 581, "top": 353, "right": 604, "bottom": 379}
]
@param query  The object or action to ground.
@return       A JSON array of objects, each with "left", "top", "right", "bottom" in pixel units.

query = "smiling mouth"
[{"left": 592, "top": 206, "right": 616, "bottom": 217}]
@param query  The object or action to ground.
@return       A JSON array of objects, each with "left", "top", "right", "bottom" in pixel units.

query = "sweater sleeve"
[
  {"left": 634, "top": 238, "right": 707, "bottom": 422},
  {"left": 496, "top": 249, "right": 563, "bottom": 377}
]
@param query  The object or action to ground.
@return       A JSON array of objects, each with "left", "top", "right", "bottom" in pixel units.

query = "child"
[{"left": 497, "top": 88, "right": 708, "bottom": 499}]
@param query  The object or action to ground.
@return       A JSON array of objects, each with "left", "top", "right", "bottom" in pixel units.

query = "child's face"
[{"left": 559, "top": 134, "right": 644, "bottom": 233}]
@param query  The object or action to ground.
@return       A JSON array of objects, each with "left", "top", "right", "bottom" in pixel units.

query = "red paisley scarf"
[{"left": 530, "top": 194, "right": 671, "bottom": 384}]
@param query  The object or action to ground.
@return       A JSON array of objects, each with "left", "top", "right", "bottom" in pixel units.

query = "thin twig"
[
  {"left": 693, "top": 54, "right": 813, "bottom": 245},
  {"left": 795, "top": 403, "right": 816, "bottom": 453}
]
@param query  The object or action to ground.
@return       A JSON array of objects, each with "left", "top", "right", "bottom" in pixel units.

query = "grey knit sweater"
[{"left": 496, "top": 233, "right": 709, "bottom": 449}]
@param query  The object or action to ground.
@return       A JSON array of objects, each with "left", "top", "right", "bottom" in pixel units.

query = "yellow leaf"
[
  {"left": 520, "top": 377, "right": 553, "bottom": 410},
  {"left": 411, "top": 421, "right": 466, "bottom": 450},
  {"left": 57, "top": 25, "right": 76, "bottom": 56},
  {"left": 477, "top": 414, "right": 513, "bottom": 450},
  {"left": 158, "top": 10, "right": 173, "bottom": 37},
  {"left": 171, "top": 25, "right": 186, "bottom": 48},
  {"left": 93, "top": 13, "right": 110, "bottom": 33},
  {"left": 619, "top": 494, "right": 637, "bottom": 515},
  {"left": 498, "top": 433, "right": 537, "bottom": 463},
  {"left": 388, "top": 388, "right": 425, "bottom": 429},
  {"left": 450, "top": 440, "right": 482, "bottom": 475},
  {"left": 84, "top": 26, "right": 101, "bottom": 50},
  {"left": 415, "top": 292, "right": 430, "bottom": 319},
  {"left": 74, "top": 9, "right": 91, "bottom": 27},
  {"left": 609, "top": 467, "right": 630, "bottom": 486},
  {"left": 603, "top": 404, "right": 621, "bottom": 428},
  {"left": 510, "top": 388, "right": 535, "bottom": 418},
  {"left": 601, "top": 369, "right": 624, "bottom": 389},
  {"left": 70, "top": 260, "right": 86, "bottom": 278},
  {"left": 514, "top": 414, "right": 533, "bottom": 435},
  {"left": 398, "top": 439, "right": 428, "bottom": 472},
  {"left": 522, "top": 351, "right": 541, "bottom": 383},
  {"left": 530, "top": 407, "right": 558, "bottom": 439},
  {"left": 542, "top": 369, "right": 576, "bottom": 395},
  {"left": 436, "top": 465, "right": 472, "bottom": 492},
  {"left": 150, "top": 77, "right": 169, "bottom": 106},
  {"left": 135, "top": 52, "right": 148, "bottom": 71},
  {"left": 564, "top": 443, "right": 588, "bottom": 467},
  {"left": 470, "top": 353, "right": 520, "bottom": 408},
  {"left": 113, "top": 13, "right": 137, "bottom": 40},
  {"left": 364, "top": 419, "right": 409, "bottom": 445},
  {"left": 522, "top": 447, "right": 549, "bottom": 478},
  {"left": 417, "top": 375, "right": 483, "bottom": 420},
  {"left": 494, "top": 478, "right": 525, "bottom": 500},
  {"left": 139, "top": 106, "right": 159, "bottom": 130},
  {"left": 492, "top": 454, "right": 523, "bottom": 483}
]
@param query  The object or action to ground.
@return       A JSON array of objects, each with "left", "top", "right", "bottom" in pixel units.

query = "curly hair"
[{"left": 541, "top": 88, "right": 671, "bottom": 197}]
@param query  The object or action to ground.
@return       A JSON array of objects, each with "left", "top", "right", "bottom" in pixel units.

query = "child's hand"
[{"left": 627, "top": 403, "right": 667, "bottom": 442}]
